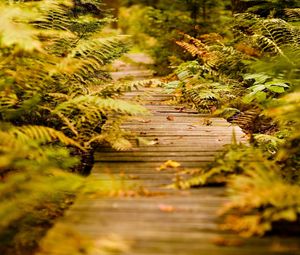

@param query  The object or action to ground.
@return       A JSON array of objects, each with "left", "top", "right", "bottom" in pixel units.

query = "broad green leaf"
[
  {"left": 244, "top": 73, "right": 271, "bottom": 84},
  {"left": 268, "top": 86, "right": 285, "bottom": 93},
  {"left": 255, "top": 91, "right": 267, "bottom": 102},
  {"left": 249, "top": 84, "right": 266, "bottom": 93}
]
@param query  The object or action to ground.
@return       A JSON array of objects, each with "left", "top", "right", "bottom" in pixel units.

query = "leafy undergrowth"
[
  {"left": 161, "top": 9, "right": 300, "bottom": 236},
  {"left": 220, "top": 168, "right": 300, "bottom": 237}
]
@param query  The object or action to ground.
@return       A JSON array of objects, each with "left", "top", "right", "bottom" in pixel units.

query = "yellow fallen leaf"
[
  {"left": 157, "top": 160, "right": 181, "bottom": 171},
  {"left": 158, "top": 204, "right": 176, "bottom": 212}
]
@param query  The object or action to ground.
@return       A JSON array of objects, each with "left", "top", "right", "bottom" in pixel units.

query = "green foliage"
[{"left": 243, "top": 73, "right": 290, "bottom": 103}]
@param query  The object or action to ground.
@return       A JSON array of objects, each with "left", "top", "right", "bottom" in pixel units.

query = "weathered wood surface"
[{"left": 39, "top": 54, "right": 300, "bottom": 255}]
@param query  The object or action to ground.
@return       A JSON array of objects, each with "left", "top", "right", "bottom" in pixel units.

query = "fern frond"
[
  {"left": 221, "top": 167, "right": 300, "bottom": 237},
  {"left": 70, "top": 36, "right": 128, "bottom": 63},
  {"left": 86, "top": 120, "right": 132, "bottom": 151},
  {"left": 67, "top": 36, "right": 128, "bottom": 83},
  {"left": 0, "top": 90, "right": 18, "bottom": 110},
  {"left": 176, "top": 41, "right": 200, "bottom": 57},
  {"left": 55, "top": 96, "right": 148, "bottom": 116},
  {"left": 234, "top": 13, "right": 300, "bottom": 60},
  {"left": 187, "top": 89, "right": 219, "bottom": 113},
  {"left": 231, "top": 108, "right": 261, "bottom": 132},
  {"left": 9, "top": 125, "right": 84, "bottom": 150},
  {"left": 285, "top": 8, "right": 300, "bottom": 21},
  {"left": 37, "top": 0, "right": 73, "bottom": 31}
]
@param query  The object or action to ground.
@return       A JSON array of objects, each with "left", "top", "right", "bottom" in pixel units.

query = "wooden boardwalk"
[{"left": 39, "top": 55, "right": 300, "bottom": 255}]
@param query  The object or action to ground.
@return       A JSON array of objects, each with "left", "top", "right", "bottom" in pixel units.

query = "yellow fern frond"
[{"left": 10, "top": 125, "right": 84, "bottom": 150}]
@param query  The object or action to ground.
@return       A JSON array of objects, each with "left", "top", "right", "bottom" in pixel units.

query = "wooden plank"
[
  {"left": 95, "top": 151, "right": 220, "bottom": 157},
  {"left": 123, "top": 126, "right": 243, "bottom": 132},
  {"left": 92, "top": 162, "right": 213, "bottom": 169},
  {"left": 95, "top": 156, "right": 215, "bottom": 162},
  {"left": 97, "top": 146, "right": 224, "bottom": 152}
]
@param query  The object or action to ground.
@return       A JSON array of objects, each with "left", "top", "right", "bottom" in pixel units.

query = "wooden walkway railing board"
[{"left": 38, "top": 55, "right": 300, "bottom": 255}]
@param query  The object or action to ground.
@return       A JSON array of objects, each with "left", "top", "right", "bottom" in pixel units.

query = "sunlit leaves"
[
  {"left": 0, "top": 4, "right": 42, "bottom": 51},
  {"left": 243, "top": 73, "right": 290, "bottom": 103}
]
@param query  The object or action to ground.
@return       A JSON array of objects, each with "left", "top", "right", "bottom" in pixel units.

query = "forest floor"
[{"left": 38, "top": 54, "right": 300, "bottom": 255}]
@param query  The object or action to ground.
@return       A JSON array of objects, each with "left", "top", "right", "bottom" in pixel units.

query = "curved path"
[{"left": 38, "top": 54, "right": 300, "bottom": 255}]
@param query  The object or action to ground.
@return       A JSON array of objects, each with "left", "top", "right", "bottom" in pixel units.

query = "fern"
[
  {"left": 233, "top": 13, "right": 300, "bottom": 60},
  {"left": 0, "top": 0, "right": 136, "bottom": 154},
  {"left": 9, "top": 125, "right": 84, "bottom": 150},
  {"left": 220, "top": 167, "right": 300, "bottom": 237},
  {"left": 55, "top": 96, "right": 148, "bottom": 116},
  {"left": 87, "top": 119, "right": 133, "bottom": 151},
  {"left": 285, "top": 8, "right": 300, "bottom": 21},
  {"left": 171, "top": 144, "right": 258, "bottom": 189}
]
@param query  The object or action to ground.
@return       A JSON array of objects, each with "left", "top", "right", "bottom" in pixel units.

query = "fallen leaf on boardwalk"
[
  {"left": 136, "top": 137, "right": 158, "bottom": 146},
  {"left": 128, "top": 175, "right": 140, "bottom": 180},
  {"left": 166, "top": 116, "right": 175, "bottom": 121},
  {"left": 133, "top": 118, "right": 151, "bottom": 123},
  {"left": 202, "top": 118, "right": 213, "bottom": 126},
  {"left": 242, "top": 134, "right": 251, "bottom": 140},
  {"left": 157, "top": 160, "right": 181, "bottom": 171},
  {"left": 159, "top": 204, "right": 176, "bottom": 212}
]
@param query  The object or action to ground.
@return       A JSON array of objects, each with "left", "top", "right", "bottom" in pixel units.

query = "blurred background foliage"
[{"left": 116, "top": 0, "right": 231, "bottom": 74}]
